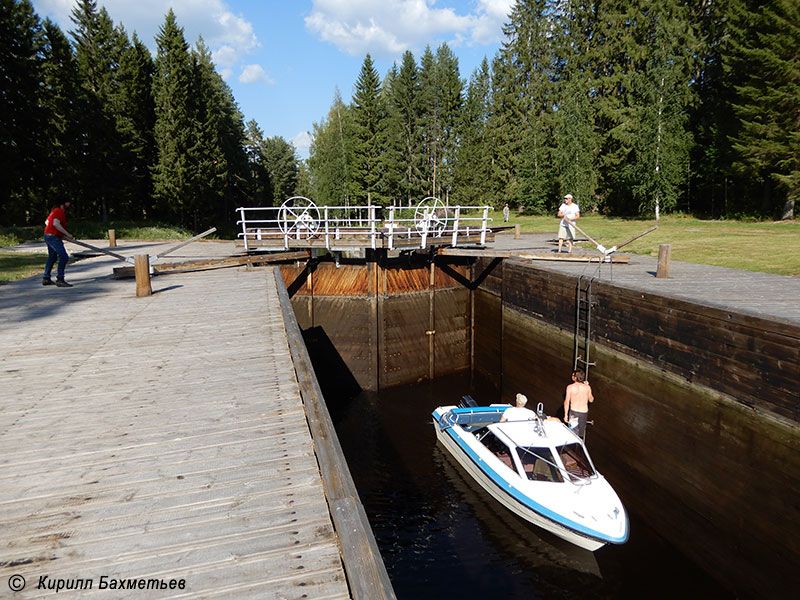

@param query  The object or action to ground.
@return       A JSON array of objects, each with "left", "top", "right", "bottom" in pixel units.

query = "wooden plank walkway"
[{"left": 0, "top": 241, "right": 351, "bottom": 599}]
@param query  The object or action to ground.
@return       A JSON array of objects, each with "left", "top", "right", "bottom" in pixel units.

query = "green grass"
[
  {"left": 0, "top": 221, "right": 196, "bottom": 285},
  {"left": 0, "top": 252, "right": 47, "bottom": 285},
  {"left": 495, "top": 212, "right": 800, "bottom": 277},
  {"left": 2, "top": 216, "right": 798, "bottom": 285}
]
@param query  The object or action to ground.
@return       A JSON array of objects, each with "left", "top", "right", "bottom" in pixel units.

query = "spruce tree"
[
  {"left": 190, "top": 37, "right": 228, "bottom": 229},
  {"left": 244, "top": 119, "right": 269, "bottom": 205},
  {"left": 418, "top": 46, "right": 439, "bottom": 198},
  {"left": 350, "top": 54, "right": 387, "bottom": 205},
  {"left": 434, "top": 43, "right": 463, "bottom": 203},
  {"left": 454, "top": 58, "right": 492, "bottom": 205},
  {"left": 152, "top": 9, "right": 195, "bottom": 222},
  {"left": 308, "top": 89, "right": 353, "bottom": 206},
  {"left": 69, "top": 0, "right": 127, "bottom": 222},
  {"left": 194, "top": 40, "right": 248, "bottom": 224},
  {"left": 582, "top": 0, "right": 647, "bottom": 213},
  {"left": 0, "top": 0, "right": 45, "bottom": 224},
  {"left": 385, "top": 51, "right": 424, "bottom": 206},
  {"left": 262, "top": 136, "right": 299, "bottom": 205},
  {"left": 38, "top": 18, "right": 84, "bottom": 216},
  {"left": 115, "top": 31, "right": 156, "bottom": 219},
  {"left": 728, "top": 0, "right": 799, "bottom": 219},
  {"left": 549, "top": 0, "right": 600, "bottom": 212},
  {"left": 505, "top": 0, "right": 556, "bottom": 212},
  {"left": 485, "top": 53, "right": 521, "bottom": 208}
]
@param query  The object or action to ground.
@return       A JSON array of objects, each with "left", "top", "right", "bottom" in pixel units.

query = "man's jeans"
[{"left": 44, "top": 234, "right": 69, "bottom": 279}]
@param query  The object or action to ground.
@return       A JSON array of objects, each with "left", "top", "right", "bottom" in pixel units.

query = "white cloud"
[
  {"left": 31, "top": 0, "right": 260, "bottom": 80},
  {"left": 291, "top": 131, "right": 313, "bottom": 157},
  {"left": 304, "top": 0, "right": 512, "bottom": 57},
  {"left": 239, "top": 64, "right": 274, "bottom": 85}
]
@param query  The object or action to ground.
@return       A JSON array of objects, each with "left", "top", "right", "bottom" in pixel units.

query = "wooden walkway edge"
[{"left": 274, "top": 267, "right": 396, "bottom": 600}]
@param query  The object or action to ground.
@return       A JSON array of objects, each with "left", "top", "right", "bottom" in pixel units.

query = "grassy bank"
[
  {"left": 2, "top": 215, "right": 798, "bottom": 285},
  {"left": 495, "top": 213, "right": 800, "bottom": 277},
  {"left": 0, "top": 221, "right": 195, "bottom": 285}
]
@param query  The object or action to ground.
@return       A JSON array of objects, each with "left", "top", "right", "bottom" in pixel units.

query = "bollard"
[
  {"left": 108, "top": 229, "right": 116, "bottom": 247},
  {"left": 656, "top": 244, "right": 671, "bottom": 278},
  {"left": 134, "top": 254, "right": 152, "bottom": 297},
  {"left": 514, "top": 224, "right": 521, "bottom": 239}
]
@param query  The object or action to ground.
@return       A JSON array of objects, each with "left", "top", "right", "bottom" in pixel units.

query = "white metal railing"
[
  {"left": 383, "top": 204, "right": 492, "bottom": 250},
  {"left": 236, "top": 198, "right": 492, "bottom": 251}
]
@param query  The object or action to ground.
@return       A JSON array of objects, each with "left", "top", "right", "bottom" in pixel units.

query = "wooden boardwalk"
[{"left": 0, "top": 242, "right": 351, "bottom": 598}]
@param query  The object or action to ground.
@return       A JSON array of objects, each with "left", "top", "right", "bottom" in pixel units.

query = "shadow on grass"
[{"left": 0, "top": 252, "right": 47, "bottom": 285}]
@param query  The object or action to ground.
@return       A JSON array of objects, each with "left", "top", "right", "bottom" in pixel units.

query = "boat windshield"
[
  {"left": 516, "top": 447, "right": 564, "bottom": 483},
  {"left": 557, "top": 443, "right": 595, "bottom": 481}
]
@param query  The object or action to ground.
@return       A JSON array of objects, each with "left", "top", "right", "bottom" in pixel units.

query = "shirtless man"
[{"left": 563, "top": 370, "right": 594, "bottom": 439}]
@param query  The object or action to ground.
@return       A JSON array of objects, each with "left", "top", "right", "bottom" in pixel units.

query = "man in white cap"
[
  {"left": 500, "top": 393, "right": 536, "bottom": 422},
  {"left": 557, "top": 193, "right": 580, "bottom": 253}
]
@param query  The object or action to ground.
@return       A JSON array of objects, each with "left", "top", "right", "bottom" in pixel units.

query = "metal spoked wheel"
[
  {"left": 278, "top": 197, "right": 320, "bottom": 239},
  {"left": 414, "top": 197, "right": 448, "bottom": 236}
]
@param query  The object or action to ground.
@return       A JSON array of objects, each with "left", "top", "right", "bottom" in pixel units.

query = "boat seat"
[
  {"left": 496, "top": 452, "right": 514, "bottom": 469},
  {"left": 533, "top": 459, "right": 561, "bottom": 482}
]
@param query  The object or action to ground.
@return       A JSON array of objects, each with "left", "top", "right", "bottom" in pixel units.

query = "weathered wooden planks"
[{"left": 0, "top": 243, "right": 352, "bottom": 599}]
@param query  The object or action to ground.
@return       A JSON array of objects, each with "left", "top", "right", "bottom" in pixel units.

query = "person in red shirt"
[{"left": 43, "top": 201, "right": 75, "bottom": 287}]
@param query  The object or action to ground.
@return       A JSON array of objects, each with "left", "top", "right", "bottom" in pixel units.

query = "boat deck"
[{"left": 0, "top": 241, "right": 351, "bottom": 598}]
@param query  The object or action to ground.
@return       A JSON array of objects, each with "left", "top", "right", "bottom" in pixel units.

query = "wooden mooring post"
[
  {"left": 656, "top": 244, "right": 671, "bottom": 278},
  {"left": 514, "top": 224, "right": 521, "bottom": 239},
  {"left": 108, "top": 229, "right": 116, "bottom": 247},
  {"left": 134, "top": 254, "right": 152, "bottom": 297}
]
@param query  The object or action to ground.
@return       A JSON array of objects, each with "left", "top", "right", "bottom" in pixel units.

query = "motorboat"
[{"left": 432, "top": 397, "right": 629, "bottom": 551}]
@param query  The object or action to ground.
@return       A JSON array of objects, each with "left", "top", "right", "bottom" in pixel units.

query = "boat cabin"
[{"left": 477, "top": 421, "right": 596, "bottom": 483}]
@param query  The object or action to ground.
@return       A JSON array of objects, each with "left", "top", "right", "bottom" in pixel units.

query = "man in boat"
[
  {"left": 500, "top": 393, "right": 536, "bottom": 422},
  {"left": 563, "top": 370, "right": 594, "bottom": 439}
]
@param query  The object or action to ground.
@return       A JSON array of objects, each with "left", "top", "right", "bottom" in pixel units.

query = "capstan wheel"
[
  {"left": 414, "top": 197, "right": 448, "bottom": 236},
  {"left": 278, "top": 197, "right": 320, "bottom": 238}
]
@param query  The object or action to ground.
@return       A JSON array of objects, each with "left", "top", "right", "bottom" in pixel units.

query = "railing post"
[
  {"left": 451, "top": 206, "right": 461, "bottom": 246},
  {"left": 324, "top": 206, "right": 330, "bottom": 250},
  {"left": 387, "top": 206, "right": 395, "bottom": 250},
  {"left": 480, "top": 206, "right": 489, "bottom": 246},
  {"left": 420, "top": 209, "right": 430, "bottom": 249},
  {"left": 239, "top": 208, "right": 249, "bottom": 251},
  {"left": 370, "top": 205, "right": 377, "bottom": 250}
]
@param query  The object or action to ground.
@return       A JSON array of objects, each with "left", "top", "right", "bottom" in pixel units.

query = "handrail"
[{"left": 237, "top": 204, "right": 492, "bottom": 251}]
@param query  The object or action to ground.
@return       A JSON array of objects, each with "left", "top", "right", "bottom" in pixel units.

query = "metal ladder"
[{"left": 574, "top": 275, "right": 596, "bottom": 376}]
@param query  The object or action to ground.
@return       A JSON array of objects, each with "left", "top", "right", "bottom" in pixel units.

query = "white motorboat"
[{"left": 432, "top": 398, "right": 629, "bottom": 551}]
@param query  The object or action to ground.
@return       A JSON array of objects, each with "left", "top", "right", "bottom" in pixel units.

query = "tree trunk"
[{"left": 781, "top": 195, "right": 795, "bottom": 220}]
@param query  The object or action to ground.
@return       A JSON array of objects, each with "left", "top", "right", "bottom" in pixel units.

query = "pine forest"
[{"left": 2, "top": 0, "right": 798, "bottom": 231}]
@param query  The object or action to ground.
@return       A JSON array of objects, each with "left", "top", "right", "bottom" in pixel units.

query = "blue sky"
[{"left": 30, "top": 1, "right": 513, "bottom": 158}]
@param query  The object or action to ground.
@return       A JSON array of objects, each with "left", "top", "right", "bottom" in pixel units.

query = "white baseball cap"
[{"left": 564, "top": 194, "right": 573, "bottom": 199}]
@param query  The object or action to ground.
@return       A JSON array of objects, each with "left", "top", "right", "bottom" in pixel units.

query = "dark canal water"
[{"left": 325, "top": 373, "right": 734, "bottom": 600}]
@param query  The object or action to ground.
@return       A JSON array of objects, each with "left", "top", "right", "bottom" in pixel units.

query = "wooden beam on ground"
[
  {"left": 437, "top": 247, "right": 630, "bottom": 263},
  {"left": 113, "top": 250, "right": 310, "bottom": 278}
]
